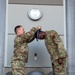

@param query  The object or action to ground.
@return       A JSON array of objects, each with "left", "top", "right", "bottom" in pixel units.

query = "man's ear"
[
  {"left": 17, "top": 32, "right": 19, "bottom": 35},
  {"left": 17, "top": 31, "right": 20, "bottom": 35}
]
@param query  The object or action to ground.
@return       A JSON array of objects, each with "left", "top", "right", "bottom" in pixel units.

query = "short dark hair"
[{"left": 14, "top": 25, "right": 22, "bottom": 34}]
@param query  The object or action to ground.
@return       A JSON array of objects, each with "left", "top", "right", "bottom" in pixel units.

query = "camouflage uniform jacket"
[
  {"left": 44, "top": 30, "right": 67, "bottom": 63},
  {"left": 11, "top": 27, "right": 38, "bottom": 63}
]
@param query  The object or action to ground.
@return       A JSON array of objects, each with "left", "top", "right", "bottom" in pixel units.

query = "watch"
[{"left": 28, "top": 8, "right": 42, "bottom": 21}]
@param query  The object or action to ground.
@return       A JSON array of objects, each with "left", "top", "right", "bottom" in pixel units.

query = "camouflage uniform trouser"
[
  {"left": 11, "top": 59, "right": 26, "bottom": 75},
  {"left": 52, "top": 58, "right": 66, "bottom": 75}
]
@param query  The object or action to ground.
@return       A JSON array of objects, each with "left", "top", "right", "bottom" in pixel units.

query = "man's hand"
[
  {"left": 58, "top": 58, "right": 63, "bottom": 64},
  {"left": 37, "top": 26, "right": 42, "bottom": 30}
]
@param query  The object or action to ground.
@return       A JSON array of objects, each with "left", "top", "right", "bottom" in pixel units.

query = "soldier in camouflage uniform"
[
  {"left": 11, "top": 25, "right": 40, "bottom": 75},
  {"left": 35, "top": 30, "right": 67, "bottom": 75}
]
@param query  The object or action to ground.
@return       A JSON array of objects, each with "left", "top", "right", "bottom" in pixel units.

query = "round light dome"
[{"left": 28, "top": 8, "right": 43, "bottom": 21}]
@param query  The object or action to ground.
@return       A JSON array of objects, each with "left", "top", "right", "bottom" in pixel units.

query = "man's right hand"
[{"left": 37, "top": 26, "right": 42, "bottom": 30}]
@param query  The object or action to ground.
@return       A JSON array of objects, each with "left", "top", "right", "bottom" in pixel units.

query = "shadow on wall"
[
  {"left": 27, "top": 71, "right": 44, "bottom": 75},
  {"left": 6, "top": 71, "right": 12, "bottom": 75},
  {"left": 27, "top": 71, "right": 53, "bottom": 75},
  {"left": 48, "top": 71, "right": 53, "bottom": 75},
  {"left": 6, "top": 71, "right": 53, "bottom": 75}
]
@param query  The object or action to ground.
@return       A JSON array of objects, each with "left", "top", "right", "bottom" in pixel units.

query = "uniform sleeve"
[
  {"left": 14, "top": 36, "right": 22, "bottom": 49},
  {"left": 50, "top": 30, "right": 67, "bottom": 58},
  {"left": 25, "top": 27, "right": 38, "bottom": 43}
]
